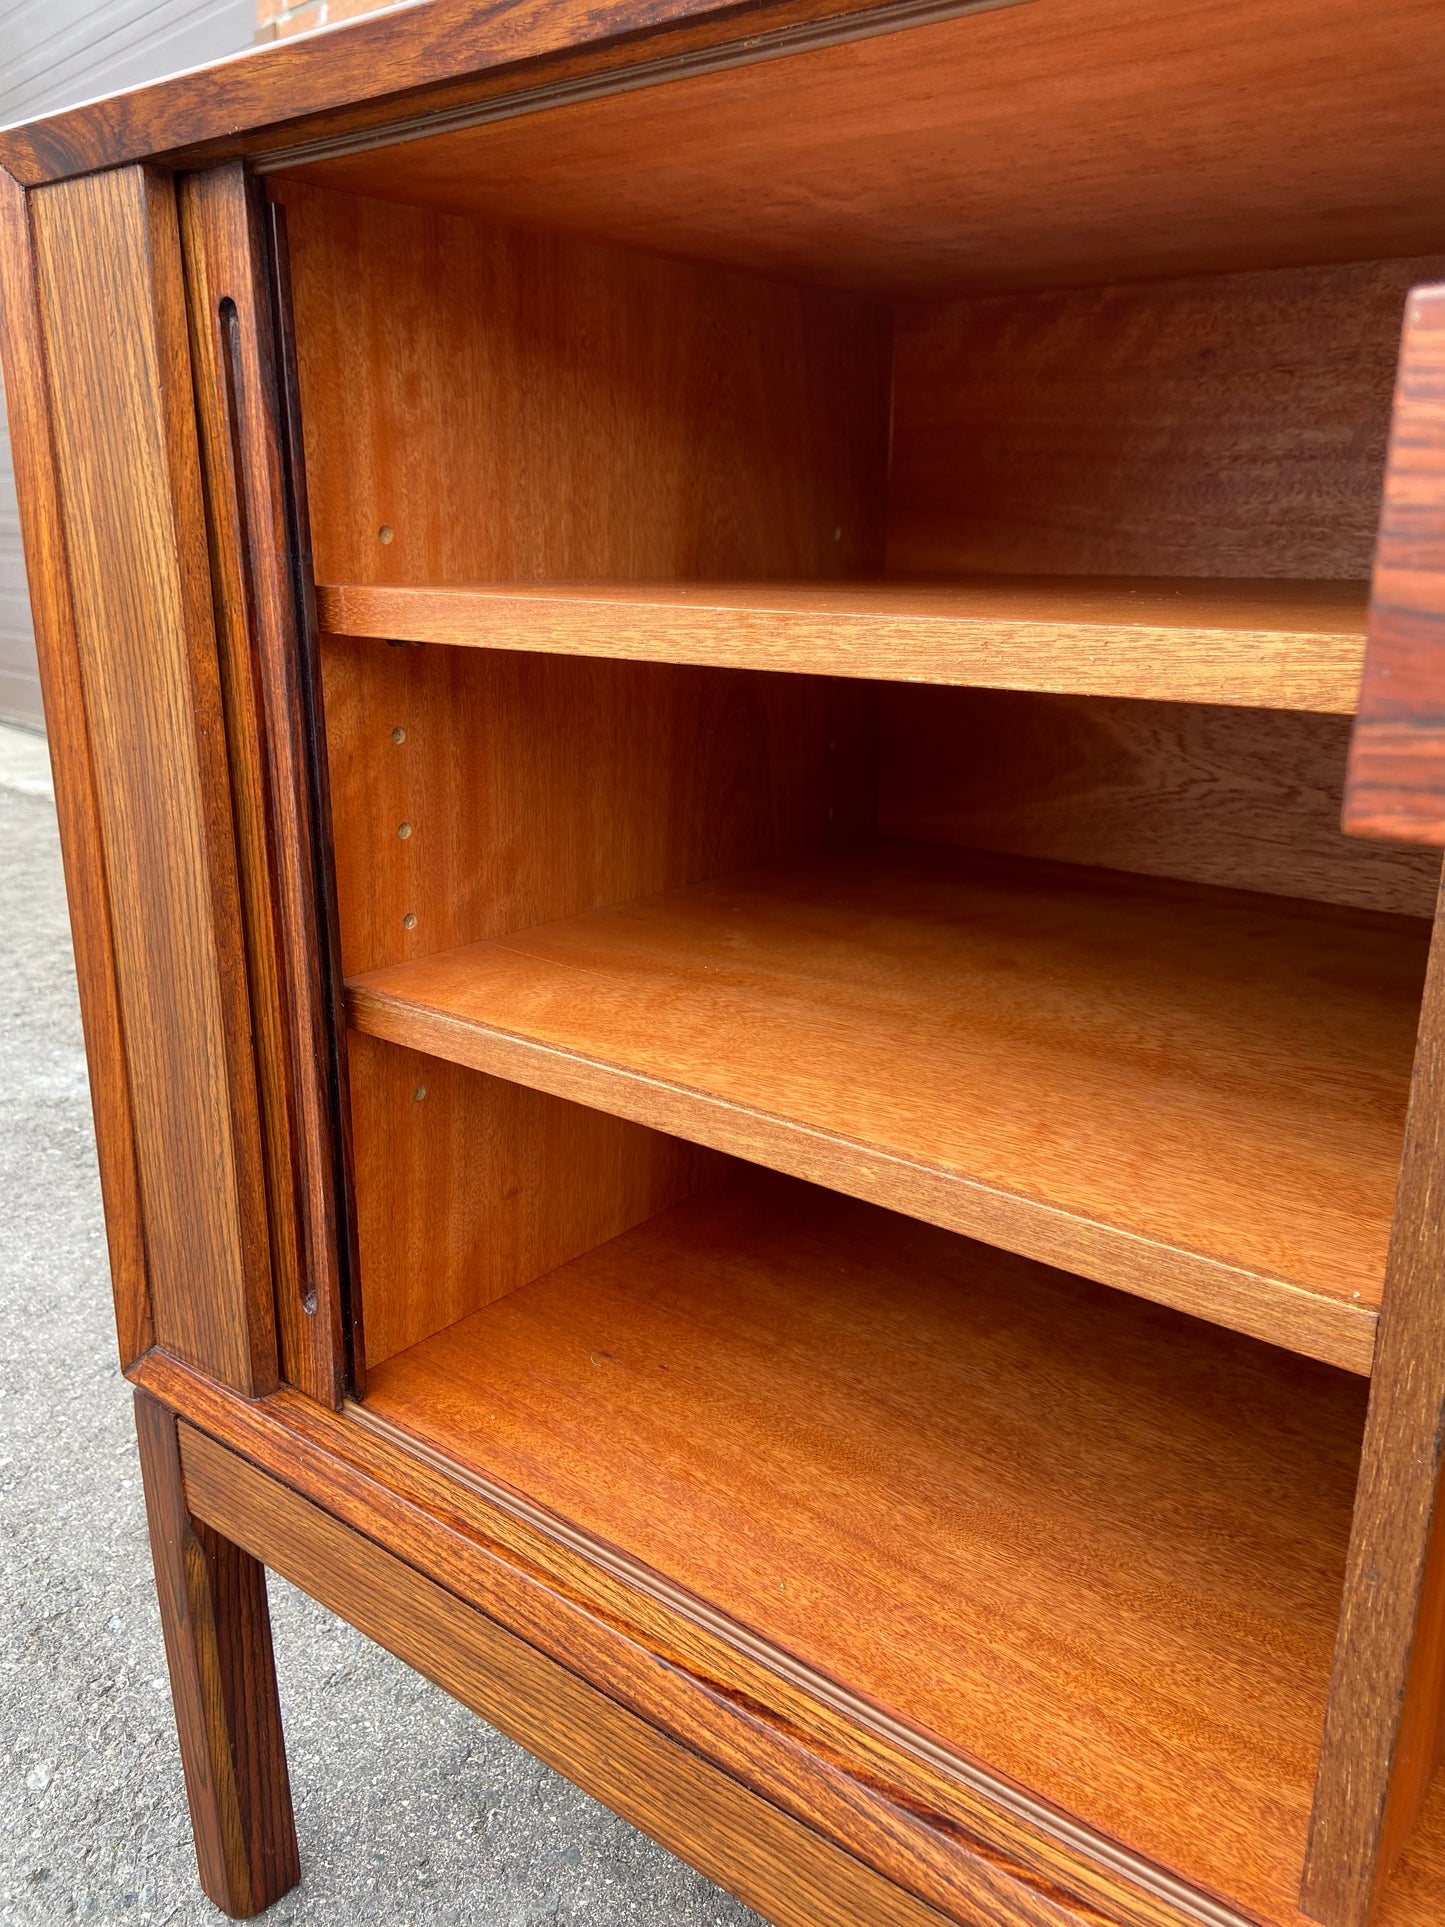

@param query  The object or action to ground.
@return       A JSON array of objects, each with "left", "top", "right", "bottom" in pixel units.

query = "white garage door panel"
[{"left": 0, "top": 0, "right": 253, "bottom": 728}]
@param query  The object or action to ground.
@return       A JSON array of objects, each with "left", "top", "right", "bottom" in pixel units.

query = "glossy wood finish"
[
  {"left": 877, "top": 689, "right": 1442, "bottom": 920},
  {"left": 275, "top": 179, "right": 889, "bottom": 593},
  {"left": 179, "top": 163, "right": 347, "bottom": 1407},
  {"left": 360, "top": 1173, "right": 1361, "bottom": 1923},
  {"left": 888, "top": 260, "right": 1434, "bottom": 581},
  {"left": 317, "top": 576, "right": 1371, "bottom": 712},
  {"left": 350, "top": 1034, "right": 722, "bottom": 1365},
  {"left": 176, "top": 1416, "right": 1076, "bottom": 1927},
  {"left": 0, "top": 170, "right": 152, "bottom": 1366},
  {"left": 1345, "top": 286, "right": 1445, "bottom": 847},
  {"left": 278, "top": 1, "right": 1445, "bottom": 297},
  {"left": 135, "top": 1391, "right": 298, "bottom": 1919},
  {"left": 1305, "top": 901, "right": 1445, "bottom": 1927},
  {"left": 30, "top": 167, "right": 277, "bottom": 1394},
  {"left": 348, "top": 841, "right": 1424, "bottom": 1371},
  {"left": 0, "top": 0, "right": 989, "bottom": 187}
]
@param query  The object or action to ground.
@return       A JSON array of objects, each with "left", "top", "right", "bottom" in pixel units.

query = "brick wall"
[{"left": 257, "top": 0, "right": 392, "bottom": 42}]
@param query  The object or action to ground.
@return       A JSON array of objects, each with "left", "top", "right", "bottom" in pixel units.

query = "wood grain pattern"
[
  {"left": 317, "top": 576, "right": 1371, "bottom": 712},
  {"left": 137, "top": 1353, "right": 1234, "bottom": 1927},
  {"left": 349, "top": 1033, "right": 723, "bottom": 1365},
  {"left": 877, "top": 688, "right": 1442, "bottom": 921},
  {"left": 363, "top": 1172, "right": 1367, "bottom": 1923},
  {"left": 179, "top": 162, "right": 347, "bottom": 1407},
  {"left": 1304, "top": 894, "right": 1445, "bottom": 1927},
  {"left": 281, "top": 0, "right": 1445, "bottom": 296},
  {"left": 135, "top": 1391, "right": 298, "bottom": 1918},
  {"left": 176, "top": 1416, "right": 1072, "bottom": 1927},
  {"left": 275, "top": 178, "right": 889, "bottom": 593},
  {"left": 348, "top": 840, "right": 1426, "bottom": 1370},
  {"left": 1344, "top": 284, "right": 1445, "bottom": 847},
  {"left": 0, "top": 0, "right": 971, "bottom": 186},
  {"left": 888, "top": 259, "right": 1439, "bottom": 582},
  {"left": 131, "top": 1349, "right": 1445, "bottom": 1927},
  {"left": 30, "top": 167, "right": 276, "bottom": 1394},
  {"left": 0, "top": 167, "right": 153, "bottom": 1365},
  {"left": 321, "top": 638, "right": 876, "bottom": 978}
]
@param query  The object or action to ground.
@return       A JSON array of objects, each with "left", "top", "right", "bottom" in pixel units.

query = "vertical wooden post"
[
  {"left": 135, "top": 1391, "right": 300, "bottom": 1919},
  {"left": 1302, "top": 893, "right": 1445, "bottom": 1926},
  {"left": 177, "top": 159, "right": 355, "bottom": 1407}
]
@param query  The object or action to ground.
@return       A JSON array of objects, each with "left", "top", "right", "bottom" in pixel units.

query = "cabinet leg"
[{"left": 134, "top": 1390, "right": 300, "bottom": 1917}]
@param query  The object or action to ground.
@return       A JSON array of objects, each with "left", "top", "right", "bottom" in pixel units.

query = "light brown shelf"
[
  {"left": 347, "top": 841, "right": 1428, "bottom": 1373},
  {"left": 361, "top": 1174, "right": 1378, "bottom": 1927},
  {"left": 316, "top": 576, "right": 1369, "bottom": 712}
]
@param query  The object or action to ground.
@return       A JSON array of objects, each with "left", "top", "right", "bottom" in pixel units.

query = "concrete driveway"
[{"left": 0, "top": 725, "right": 762, "bottom": 1927}]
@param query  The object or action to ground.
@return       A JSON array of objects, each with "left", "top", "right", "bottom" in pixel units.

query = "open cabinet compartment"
[{"left": 264, "top": 31, "right": 1445, "bottom": 1927}]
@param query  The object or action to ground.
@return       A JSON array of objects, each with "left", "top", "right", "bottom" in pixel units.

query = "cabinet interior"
[{"left": 271, "top": 60, "right": 1445, "bottom": 1915}]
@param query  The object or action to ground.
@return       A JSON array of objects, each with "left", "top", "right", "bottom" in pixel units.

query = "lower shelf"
[
  {"left": 363, "top": 1172, "right": 1375, "bottom": 1926},
  {"left": 348, "top": 840, "right": 1429, "bottom": 1371}
]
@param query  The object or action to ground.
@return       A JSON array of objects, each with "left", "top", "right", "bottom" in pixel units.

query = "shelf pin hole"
[
  {"left": 392, "top": 726, "right": 406, "bottom": 744},
  {"left": 398, "top": 821, "right": 413, "bottom": 840},
  {"left": 379, "top": 524, "right": 394, "bottom": 544},
  {"left": 413, "top": 1085, "right": 428, "bottom": 1103},
  {"left": 403, "top": 912, "right": 417, "bottom": 930}
]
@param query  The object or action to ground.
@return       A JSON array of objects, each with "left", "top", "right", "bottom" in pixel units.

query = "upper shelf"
[
  {"left": 316, "top": 577, "right": 1370, "bottom": 711},
  {"left": 347, "top": 840, "right": 1429, "bottom": 1373}
]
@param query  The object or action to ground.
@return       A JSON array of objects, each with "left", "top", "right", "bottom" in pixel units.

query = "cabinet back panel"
[
  {"left": 321, "top": 639, "right": 878, "bottom": 980},
  {"left": 273, "top": 179, "right": 890, "bottom": 590},
  {"left": 878, "top": 688, "right": 1442, "bottom": 920},
  {"left": 350, "top": 1033, "right": 724, "bottom": 1366},
  {"left": 888, "top": 257, "right": 1445, "bottom": 581}
]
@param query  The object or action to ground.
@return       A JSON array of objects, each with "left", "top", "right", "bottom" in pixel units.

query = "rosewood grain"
[
  {"left": 1304, "top": 892, "right": 1445, "bottom": 1927},
  {"left": 30, "top": 166, "right": 277, "bottom": 1394},
  {"left": 134, "top": 1392, "right": 298, "bottom": 1918},
  {"left": 1345, "top": 285, "right": 1445, "bottom": 846},
  {"left": 179, "top": 160, "right": 347, "bottom": 1407},
  {"left": 0, "top": 167, "right": 152, "bottom": 1365}
]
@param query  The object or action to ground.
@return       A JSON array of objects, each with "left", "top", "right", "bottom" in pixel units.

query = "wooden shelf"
[
  {"left": 347, "top": 841, "right": 1429, "bottom": 1374},
  {"left": 316, "top": 576, "right": 1370, "bottom": 712},
  {"left": 361, "top": 1174, "right": 1382, "bottom": 1927}
]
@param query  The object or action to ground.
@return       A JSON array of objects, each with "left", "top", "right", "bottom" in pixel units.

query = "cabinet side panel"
[
  {"left": 1345, "top": 284, "right": 1445, "bottom": 846},
  {"left": 1305, "top": 886, "right": 1445, "bottom": 1927},
  {"left": 30, "top": 166, "right": 276, "bottom": 1394},
  {"left": 0, "top": 168, "right": 152, "bottom": 1365}
]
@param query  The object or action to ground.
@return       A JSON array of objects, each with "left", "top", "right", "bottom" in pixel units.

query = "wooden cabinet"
[{"left": 7, "top": 4, "right": 1445, "bottom": 1922}]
